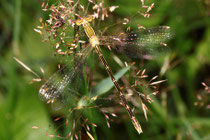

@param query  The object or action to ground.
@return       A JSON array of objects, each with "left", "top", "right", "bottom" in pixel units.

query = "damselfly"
[{"left": 39, "top": 15, "right": 173, "bottom": 134}]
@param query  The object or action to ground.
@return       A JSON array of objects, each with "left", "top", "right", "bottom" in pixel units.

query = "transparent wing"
[
  {"left": 99, "top": 26, "right": 174, "bottom": 59},
  {"left": 39, "top": 46, "right": 93, "bottom": 108}
]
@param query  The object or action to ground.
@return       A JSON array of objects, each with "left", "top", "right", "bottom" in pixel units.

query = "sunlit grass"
[{"left": 0, "top": 0, "right": 210, "bottom": 139}]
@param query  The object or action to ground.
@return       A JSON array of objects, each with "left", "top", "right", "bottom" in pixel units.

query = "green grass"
[{"left": 0, "top": 0, "right": 210, "bottom": 139}]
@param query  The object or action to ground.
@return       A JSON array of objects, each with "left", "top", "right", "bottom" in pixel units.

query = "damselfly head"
[
  {"left": 75, "top": 18, "right": 83, "bottom": 26},
  {"left": 75, "top": 15, "right": 93, "bottom": 26},
  {"left": 84, "top": 15, "right": 93, "bottom": 22}
]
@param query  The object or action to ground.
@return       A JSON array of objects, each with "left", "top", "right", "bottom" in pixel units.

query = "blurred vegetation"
[{"left": 0, "top": 0, "right": 210, "bottom": 139}]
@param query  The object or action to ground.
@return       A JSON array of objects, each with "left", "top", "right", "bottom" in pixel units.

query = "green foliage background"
[{"left": 0, "top": 0, "right": 210, "bottom": 139}]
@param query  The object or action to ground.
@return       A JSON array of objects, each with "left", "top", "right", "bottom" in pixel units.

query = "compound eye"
[
  {"left": 85, "top": 15, "right": 93, "bottom": 22},
  {"left": 75, "top": 19, "right": 83, "bottom": 26}
]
